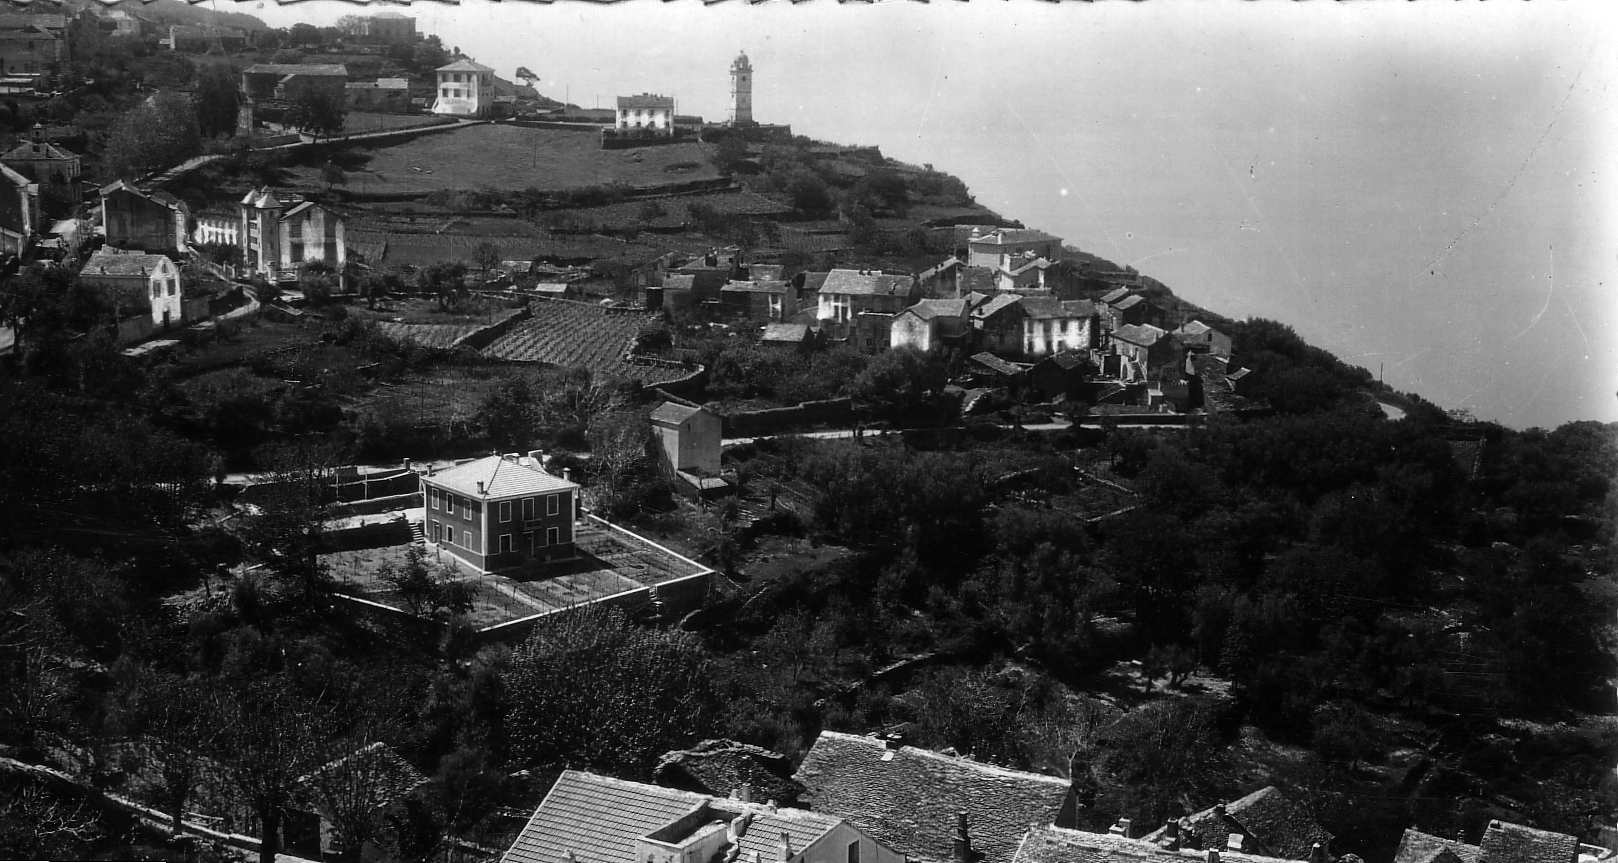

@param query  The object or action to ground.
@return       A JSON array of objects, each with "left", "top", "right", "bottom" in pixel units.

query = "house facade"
[
  {"left": 432, "top": 59, "right": 494, "bottom": 117},
  {"left": 0, "top": 13, "right": 65, "bottom": 76},
  {"left": 971, "top": 293, "right": 1026, "bottom": 354},
  {"left": 720, "top": 279, "right": 795, "bottom": 322},
  {"left": 79, "top": 248, "right": 183, "bottom": 328},
  {"left": 616, "top": 93, "right": 676, "bottom": 136},
  {"left": 100, "top": 180, "right": 189, "bottom": 254},
  {"left": 0, "top": 162, "right": 34, "bottom": 254},
  {"left": 1112, "top": 323, "right": 1174, "bottom": 382},
  {"left": 348, "top": 11, "right": 415, "bottom": 44},
  {"left": 1174, "top": 320, "right": 1232, "bottom": 358},
  {"left": 240, "top": 63, "right": 348, "bottom": 102},
  {"left": 1, "top": 126, "right": 81, "bottom": 219},
  {"left": 1020, "top": 297, "right": 1097, "bottom": 357},
  {"left": 965, "top": 227, "right": 1062, "bottom": 270},
  {"left": 650, "top": 402, "right": 722, "bottom": 477},
  {"left": 890, "top": 297, "right": 968, "bottom": 352},
  {"left": 816, "top": 269, "right": 917, "bottom": 327},
  {"left": 240, "top": 187, "right": 346, "bottom": 282},
  {"left": 421, "top": 453, "right": 580, "bottom": 573}
]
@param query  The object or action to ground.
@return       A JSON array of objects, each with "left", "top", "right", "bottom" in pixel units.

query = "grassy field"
[
  {"left": 343, "top": 112, "right": 456, "bottom": 134},
  {"left": 298, "top": 124, "right": 721, "bottom": 196}
]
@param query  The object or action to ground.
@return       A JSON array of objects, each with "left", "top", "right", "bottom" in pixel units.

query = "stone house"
[
  {"left": 1174, "top": 320, "right": 1232, "bottom": 358},
  {"left": 890, "top": 297, "right": 968, "bottom": 352},
  {"left": 500, "top": 770, "right": 907, "bottom": 863},
  {"left": 346, "top": 11, "right": 415, "bottom": 44},
  {"left": 971, "top": 293, "right": 1026, "bottom": 354},
  {"left": 1394, "top": 819, "right": 1587, "bottom": 863},
  {"left": 0, "top": 162, "right": 34, "bottom": 255},
  {"left": 420, "top": 453, "right": 579, "bottom": 573},
  {"left": 1, "top": 126, "right": 80, "bottom": 219},
  {"left": 99, "top": 180, "right": 190, "bottom": 254},
  {"left": 1143, "top": 787, "right": 1332, "bottom": 861},
  {"left": 816, "top": 269, "right": 917, "bottom": 343},
  {"left": 286, "top": 742, "right": 427, "bottom": 862},
  {"left": 720, "top": 279, "right": 796, "bottom": 322},
  {"left": 78, "top": 248, "right": 183, "bottom": 329},
  {"left": 0, "top": 13, "right": 65, "bottom": 76},
  {"left": 1112, "top": 323, "right": 1175, "bottom": 382},
  {"left": 1020, "top": 297, "right": 1098, "bottom": 357},
  {"left": 965, "top": 226, "right": 1062, "bottom": 270},
  {"left": 240, "top": 63, "right": 348, "bottom": 103},
  {"left": 650, "top": 402, "right": 727, "bottom": 498}
]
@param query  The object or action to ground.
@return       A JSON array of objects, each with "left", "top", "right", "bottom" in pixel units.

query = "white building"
[
  {"left": 239, "top": 187, "right": 346, "bottom": 283},
  {"left": 79, "top": 248, "right": 183, "bottom": 328},
  {"left": 615, "top": 93, "right": 676, "bottom": 136},
  {"left": 432, "top": 59, "right": 495, "bottom": 118}
]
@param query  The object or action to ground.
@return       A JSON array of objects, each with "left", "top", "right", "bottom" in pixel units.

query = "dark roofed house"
[
  {"left": 1173, "top": 320, "right": 1232, "bottom": 359},
  {"left": 650, "top": 401, "right": 727, "bottom": 498},
  {"left": 654, "top": 739, "right": 807, "bottom": 806},
  {"left": 891, "top": 297, "right": 969, "bottom": 352},
  {"left": 761, "top": 322, "right": 814, "bottom": 352},
  {"left": 500, "top": 770, "right": 906, "bottom": 863},
  {"left": 1396, "top": 830, "right": 1484, "bottom": 863},
  {"left": 1020, "top": 297, "right": 1098, "bottom": 358},
  {"left": 1151, "top": 787, "right": 1332, "bottom": 861},
  {"left": 1112, "top": 323, "right": 1175, "bottom": 382},
  {"left": 720, "top": 278, "right": 796, "bottom": 322},
  {"left": 1394, "top": 821, "right": 1582, "bottom": 863},
  {"left": 794, "top": 730, "right": 1078, "bottom": 863},
  {"left": 1029, "top": 350, "right": 1093, "bottom": 401}
]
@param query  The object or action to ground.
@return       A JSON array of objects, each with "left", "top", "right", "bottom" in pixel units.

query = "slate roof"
[
  {"left": 794, "top": 731, "right": 1073, "bottom": 863},
  {"left": 970, "top": 352, "right": 1026, "bottom": 377},
  {"left": 761, "top": 323, "right": 811, "bottom": 344},
  {"left": 618, "top": 93, "right": 675, "bottom": 110},
  {"left": 974, "top": 294, "right": 1025, "bottom": 320},
  {"left": 82, "top": 249, "right": 172, "bottom": 278},
  {"left": 959, "top": 266, "right": 997, "bottom": 294},
  {"left": 503, "top": 771, "right": 845, "bottom": 863},
  {"left": 1022, "top": 297, "right": 1096, "bottom": 320},
  {"left": 650, "top": 402, "right": 705, "bottom": 426},
  {"left": 822, "top": 269, "right": 912, "bottom": 297},
  {"left": 1036, "top": 351, "right": 1088, "bottom": 373},
  {"left": 1099, "top": 287, "right": 1133, "bottom": 305},
  {"left": 1169, "top": 787, "right": 1332, "bottom": 860},
  {"left": 654, "top": 739, "right": 806, "bottom": 805},
  {"left": 1113, "top": 324, "right": 1167, "bottom": 347},
  {"left": 1396, "top": 830, "right": 1483, "bottom": 863},
  {"left": 722, "top": 279, "right": 790, "bottom": 295},
  {"left": 1, "top": 139, "right": 76, "bottom": 162},
  {"left": 1114, "top": 295, "right": 1145, "bottom": 311},
  {"left": 425, "top": 454, "right": 577, "bottom": 500},
  {"left": 1014, "top": 825, "right": 1301, "bottom": 863},
  {"left": 438, "top": 59, "right": 494, "bottom": 74},
  {"left": 1478, "top": 821, "right": 1578, "bottom": 863},
  {"left": 1177, "top": 320, "right": 1214, "bottom": 336},
  {"left": 901, "top": 298, "right": 968, "bottom": 320},
  {"left": 663, "top": 274, "right": 697, "bottom": 292}
]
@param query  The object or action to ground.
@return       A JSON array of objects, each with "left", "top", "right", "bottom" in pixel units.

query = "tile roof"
[
  {"left": 662, "top": 274, "right": 697, "bottom": 292},
  {"left": 970, "top": 352, "right": 1026, "bottom": 377},
  {"left": 1113, "top": 324, "right": 1166, "bottom": 347},
  {"left": 1478, "top": 821, "right": 1578, "bottom": 863},
  {"left": 1395, "top": 829, "right": 1483, "bottom": 863},
  {"left": 794, "top": 731, "right": 1073, "bottom": 863},
  {"left": 618, "top": 93, "right": 676, "bottom": 110},
  {"left": 822, "top": 269, "right": 913, "bottom": 297},
  {"left": 1022, "top": 297, "right": 1096, "bottom": 320},
  {"left": 503, "top": 771, "right": 846, "bottom": 863},
  {"left": 722, "top": 279, "right": 790, "bottom": 294},
  {"left": 1114, "top": 295, "right": 1145, "bottom": 311},
  {"left": 761, "top": 322, "right": 811, "bottom": 343},
  {"left": 1036, "top": 351, "right": 1089, "bottom": 372},
  {"left": 971, "top": 293, "right": 1024, "bottom": 320},
  {"left": 437, "top": 59, "right": 494, "bottom": 73},
  {"left": 82, "top": 248, "right": 173, "bottom": 278},
  {"left": 425, "top": 454, "right": 578, "bottom": 500},
  {"left": 1099, "top": 287, "right": 1132, "bottom": 305},
  {"left": 1, "top": 138, "right": 75, "bottom": 162},
  {"left": 1177, "top": 320, "right": 1214, "bottom": 336},
  {"left": 1014, "top": 825, "right": 1301, "bottom": 863}
]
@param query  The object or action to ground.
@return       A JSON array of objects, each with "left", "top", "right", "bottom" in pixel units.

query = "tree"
[
  {"left": 503, "top": 606, "right": 718, "bottom": 779},
  {"left": 1093, "top": 698, "right": 1228, "bottom": 827},
  {"left": 515, "top": 66, "right": 537, "bottom": 88},
  {"left": 472, "top": 241, "right": 501, "bottom": 273},
  {"left": 195, "top": 64, "right": 239, "bottom": 139},
  {"left": 712, "top": 134, "right": 748, "bottom": 175},
  {"left": 852, "top": 345, "right": 947, "bottom": 419},
  {"left": 283, "top": 78, "right": 345, "bottom": 137},
  {"left": 102, "top": 91, "right": 201, "bottom": 179},
  {"left": 322, "top": 161, "right": 346, "bottom": 193},
  {"left": 379, "top": 545, "right": 472, "bottom": 629},
  {"left": 475, "top": 375, "right": 537, "bottom": 453},
  {"left": 237, "top": 442, "right": 338, "bottom": 607},
  {"left": 108, "top": 669, "right": 221, "bottom": 836}
]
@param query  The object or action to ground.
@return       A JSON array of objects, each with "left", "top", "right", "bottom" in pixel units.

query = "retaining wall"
[{"left": 722, "top": 397, "right": 854, "bottom": 437}]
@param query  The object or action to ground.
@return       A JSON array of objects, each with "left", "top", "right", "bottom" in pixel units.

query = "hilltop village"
[{"left": 0, "top": 8, "right": 1616, "bottom": 863}]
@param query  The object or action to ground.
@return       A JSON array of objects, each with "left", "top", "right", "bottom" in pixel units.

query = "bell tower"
[{"left": 729, "top": 52, "right": 753, "bottom": 126}]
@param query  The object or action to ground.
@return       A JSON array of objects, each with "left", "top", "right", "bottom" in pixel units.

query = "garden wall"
[
  {"left": 450, "top": 307, "right": 530, "bottom": 351},
  {"left": 722, "top": 397, "right": 853, "bottom": 437},
  {"left": 319, "top": 517, "right": 412, "bottom": 552}
]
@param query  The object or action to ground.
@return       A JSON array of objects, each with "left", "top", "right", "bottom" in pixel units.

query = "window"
[
  {"left": 499, "top": 534, "right": 513, "bottom": 552},
  {"left": 848, "top": 842, "right": 860, "bottom": 863},
  {"left": 445, "top": 496, "right": 455, "bottom": 517},
  {"left": 546, "top": 494, "right": 560, "bottom": 517},
  {"left": 440, "top": 87, "right": 449, "bottom": 98},
  {"left": 499, "top": 501, "right": 512, "bottom": 522},
  {"left": 463, "top": 530, "right": 472, "bottom": 549},
  {"left": 431, "top": 521, "right": 440, "bottom": 541},
  {"left": 522, "top": 497, "right": 535, "bottom": 521},
  {"left": 429, "top": 489, "right": 438, "bottom": 510},
  {"left": 546, "top": 526, "right": 560, "bottom": 547}
]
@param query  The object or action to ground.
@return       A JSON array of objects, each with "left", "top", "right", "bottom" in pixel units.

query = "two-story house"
[
  {"left": 500, "top": 770, "right": 907, "bottom": 863},
  {"left": 239, "top": 187, "right": 346, "bottom": 283},
  {"left": 1173, "top": 320, "right": 1232, "bottom": 358},
  {"left": 1, "top": 125, "right": 80, "bottom": 219},
  {"left": 421, "top": 452, "right": 580, "bottom": 573},
  {"left": 615, "top": 93, "right": 677, "bottom": 137},
  {"left": 816, "top": 269, "right": 918, "bottom": 346},
  {"left": 432, "top": 59, "right": 495, "bottom": 117},
  {"left": 650, "top": 402, "right": 729, "bottom": 498},
  {"left": 100, "top": 180, "right": 190, "bottom": 254},
  {"left": 0, "top": 162, "right": 34, "bottom": 255},
  {"left": 719, "top": 279, "right": 796, "bottom": 322},
  {"left": 890, "top": 297, "right": 969, "bottom": 352},
  {"left": 79, "top": 248, "right": 183, "bottom": 329},
  {"left": 970, "top": 293, "right": 1026, "bottom": 354},
  {"left": 1020, "top": 297, "right": 1098, "bottom": 357},
  {"left": 965, "top": 227, "right": 1062, "bottom": 270},
  {"left": 1112, "top": 323, "right": 1174, "bottom": 382}
]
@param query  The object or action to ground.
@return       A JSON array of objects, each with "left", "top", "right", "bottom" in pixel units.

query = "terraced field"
[
  {"left": 373, "top": 321, "right": 484, "bottom": 349},
  {"left": 479, "top": 300, "right": 695, "bottom": 384}
]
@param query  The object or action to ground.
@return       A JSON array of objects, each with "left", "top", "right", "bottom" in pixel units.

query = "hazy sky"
[{"left": 249, "top": 0, "right": 1617, "bottom": 429}]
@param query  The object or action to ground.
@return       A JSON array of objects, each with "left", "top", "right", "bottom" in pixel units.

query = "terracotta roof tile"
[{"left": 794, "top": 731, "right": 1074, "bottom": 863}]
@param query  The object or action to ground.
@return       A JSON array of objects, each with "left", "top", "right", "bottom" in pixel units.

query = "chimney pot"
[
  {"left": 884, "top": 733, "right": 903, "bottom": 750},
  {"left": 476, "top": 480, "right": 485, "bottom": 495}
]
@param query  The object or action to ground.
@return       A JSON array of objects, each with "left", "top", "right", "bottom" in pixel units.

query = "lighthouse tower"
[{"left": 729, "top": 52, "right": 754, "bottom": 126}]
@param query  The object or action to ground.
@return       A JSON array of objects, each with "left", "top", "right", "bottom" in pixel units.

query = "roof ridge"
[{"left": 815, "top": 731, "right": 1070, "bottom": 785}]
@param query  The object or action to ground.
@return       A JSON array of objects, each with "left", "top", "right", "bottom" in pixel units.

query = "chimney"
[
  {"left": 528, "top": 449, "right": 545, "bottom": 463},
  {"left": 427, "top": 464, "right": 436, "bottom": 476},
  {"left": 504, "top": 452, "right": 520, "bottom": 461},
  {"left": 1164, "top": 820, "right": 1181, "bottom": 852},
  {"left": 884, "top": 733, "right": 903, "bottom": 750},
  {"left": 765, "top": 799, "right": 778, "bottom": 812},
  {"left": 952, "top": 812, "right": 973, "bottom": 863},
  {"left": 1109, "top": 818, "right": 1131, "bottom": 837},
  {"left": 1309, "top": 843, "right": 1328, "bottom": 863},
  {"left": 1213, "top": 803, "right": 1227, "bottom": 820},
  {"left": 777, "top": 832, "right": 792, "bottom": 862},
  {"left": 1208, "top": 851, "right": 1220, "bottom": 863},
  {"left": 1227, "top": 835, "right": 1244, "bottom": 852},
  {"left": 402, "top": 458, "right": 412, "bottom": 471},
  {"left": 563, "top": 467, "right": 573, "bottom": 483},
  {"left": 476, "top": 481, "right": 485, "bottom": 496}
]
